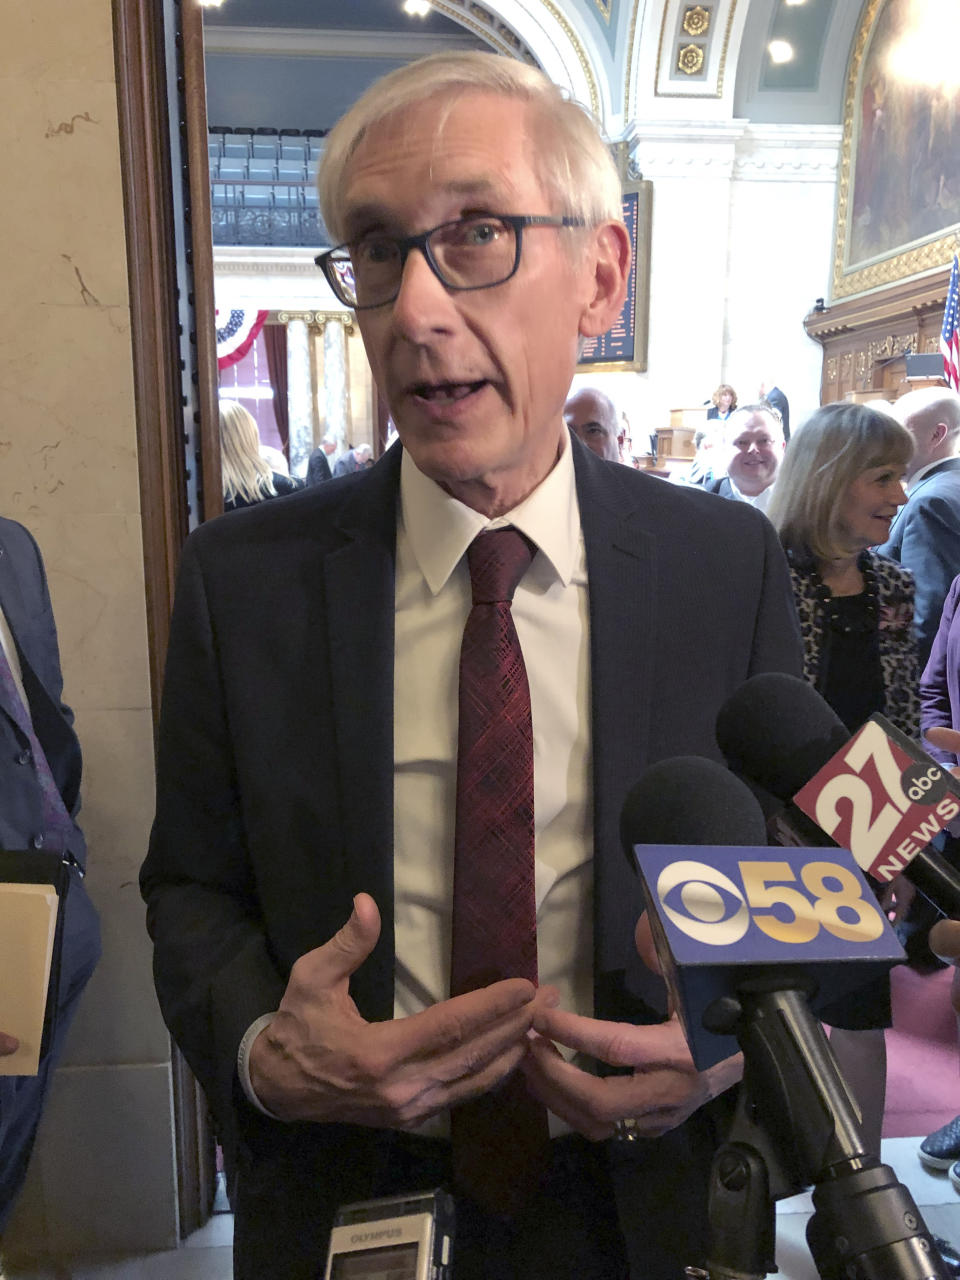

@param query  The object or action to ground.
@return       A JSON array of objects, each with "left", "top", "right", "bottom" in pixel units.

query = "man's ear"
[{"left": 578, "top": 221, "right": 631, "bottom": 339}]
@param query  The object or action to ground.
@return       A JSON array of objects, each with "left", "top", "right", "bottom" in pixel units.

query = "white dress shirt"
[
  {"left": 393, "top": 438, "right": 593, "bottom": 1029},
  {"left": 726, "top": 476, "right": 774, "bottom": 513},
  {"left": 0, "top": 604, "right": 28, "bottom": 706},
  {"left": 240, "top": 436, "right": 595, "bottom": 1123}
]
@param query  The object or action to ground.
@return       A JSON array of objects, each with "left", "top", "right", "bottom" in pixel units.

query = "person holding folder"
[{"left": 0, "top": 517, "right": 100, "bottom": 1234}]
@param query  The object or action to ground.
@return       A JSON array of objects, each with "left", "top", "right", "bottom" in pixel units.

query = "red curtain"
[{"left": 263, "top": 323, "right": 290, "bottom": 456}]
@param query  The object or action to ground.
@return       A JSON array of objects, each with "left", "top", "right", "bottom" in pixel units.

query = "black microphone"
[
  {"left": 620, "top": 754, "right": 767, "bottom": 850},
  {"left": 622, "top": 755, "right": 951, "bottom": 1280},
  {"left": 621, "top": 755, "right": 902, "bottom": 1071},
  {"left": 717, "top": 672, "right": 960, "bottom": 919}
]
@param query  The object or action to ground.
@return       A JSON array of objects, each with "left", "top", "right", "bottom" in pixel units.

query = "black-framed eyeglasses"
[{"left": 314, "top": 213, "right": 585, "bottom": 310}]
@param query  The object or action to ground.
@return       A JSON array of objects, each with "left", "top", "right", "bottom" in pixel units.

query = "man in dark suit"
[
  {"left": 703, "top": 403, "right": 785, "bottom": 513},
  {"left": 877, "top": 388, "right": 960, "bottom": 666},
  {"left": 332, "top": 442, "right": 373, "bottom": 477},
  {"left": 563, "top": 386, "right": 623, "bottom": 461},
  {"left": 0, "top": 517, "right": 100, "bottom": 1234},
  {"left": 305, "top": 437, "right": 336, "bottom": 486},
  {"left": 759, "top": 380, "right": 790, "bottom": 441},
  {"left": 142, "top": 52, "right": 801, "bottom": 1280}
]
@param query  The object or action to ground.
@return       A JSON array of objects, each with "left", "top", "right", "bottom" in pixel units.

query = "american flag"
[{"left": 941, "top": 254, "right": 960, "bottom": 391}]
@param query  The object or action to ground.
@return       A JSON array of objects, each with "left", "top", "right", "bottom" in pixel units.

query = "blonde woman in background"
[
  {"left": 219, "top": 399, "right": 302, "bottom": 512},
  {"left": 706, "top": 382, "right": 737, "bottom": 421},
  {"left": 767, "top": 400, "right": 918, "bottom": 1158}
]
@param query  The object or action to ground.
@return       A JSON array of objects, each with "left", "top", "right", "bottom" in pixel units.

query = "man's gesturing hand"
[
  {"left": 248, "top": 893, "right": 538, "bottom": 1128},
  {"left": 523, "top": 1007, "right": 741, "bottom": 1142}
]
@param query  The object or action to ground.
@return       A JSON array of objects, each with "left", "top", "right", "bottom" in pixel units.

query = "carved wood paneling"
[{"left": 804, "top": 268, "right": 951, "bottom": 403}]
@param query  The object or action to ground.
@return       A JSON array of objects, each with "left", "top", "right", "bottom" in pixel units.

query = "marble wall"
[
  {"left": 1, "top": 0, "right": 178, "bottom": 1260},
  {"left": 561, "top": 122, "right": 841, "bottom": 455}
]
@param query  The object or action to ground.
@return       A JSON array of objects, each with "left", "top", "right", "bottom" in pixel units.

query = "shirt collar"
[
  {"left": 907, "top": 457, "right": 949, "bottom": 491},
  {"left": 399, "top": 434, "right": 582, "bottom": 595},
  {"left": 727, "top": 474, "right": 772, "bottom": 511}
]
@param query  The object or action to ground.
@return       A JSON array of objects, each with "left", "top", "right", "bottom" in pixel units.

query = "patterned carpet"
[{"left": 885, "top": 962, "right": 959, "bottom": 1138}]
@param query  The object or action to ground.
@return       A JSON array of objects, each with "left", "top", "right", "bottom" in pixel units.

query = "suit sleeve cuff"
[{"left": 237, "top": 1012, "right": 281, "bottom": 1119}]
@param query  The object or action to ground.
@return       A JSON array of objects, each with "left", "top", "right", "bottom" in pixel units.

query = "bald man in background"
[
  {"left": 564, "top": 387, "right": 623, "bottom": 462},
  {"left": 877, "top": 388, "right": 960, "bottom": 666}
]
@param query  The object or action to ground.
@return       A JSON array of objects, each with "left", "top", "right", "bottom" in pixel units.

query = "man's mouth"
[{"left": 410, "top": 380, "right": 487, "bottom": 404}]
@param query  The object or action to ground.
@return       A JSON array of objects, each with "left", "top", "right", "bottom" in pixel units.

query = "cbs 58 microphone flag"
[
  {"left": 632, "top": 844, "right": 904, "bottom": 1071},
  {"left": 634, "top": 849, "right": 906, "bottom": 1070},
  {"left": 623, "top": 755, "right": 904, "bottom": 1070}
]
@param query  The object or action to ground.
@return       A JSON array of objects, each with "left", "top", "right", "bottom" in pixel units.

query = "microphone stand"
[{"left": 685, "top": 977, "right": 950, "bottom": 1280}]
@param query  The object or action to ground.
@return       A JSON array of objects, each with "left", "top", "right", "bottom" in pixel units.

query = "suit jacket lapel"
[
  {"left": 323, "top": 447, "right": 402, "bottom": 1016},
  {"left": 886, "top": 458, "right": 960, "bottom": 547},
  {"left": 573, "top": 444, "right": 657, "bottom": 978},
  {"left": 0, "top": 538, "right": 30, "bottom": 653},
  {"left": 0, "top": 533, "right": 80, "bottom": 813}
]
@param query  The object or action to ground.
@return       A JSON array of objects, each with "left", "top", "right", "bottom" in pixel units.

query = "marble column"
[
  {"left": 286, "top": 317, "right": 313, "bottom": 476},
  {"left": 323, "top": 318, "right": 348, "bottom": 451}
]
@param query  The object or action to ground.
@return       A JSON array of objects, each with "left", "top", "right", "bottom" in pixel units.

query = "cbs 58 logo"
[{"left": 656, "top": 859, "right": 885, "bottom": 946}]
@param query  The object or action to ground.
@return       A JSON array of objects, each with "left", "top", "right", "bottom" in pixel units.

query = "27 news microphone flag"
[
  {"left": 792, "top": 712, "right": 960, "bottom": 889},
  {"left": 942, "top": 253, "right": 960, "bottom": 393}
]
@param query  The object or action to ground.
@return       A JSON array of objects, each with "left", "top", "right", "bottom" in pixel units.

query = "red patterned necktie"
[{"left": 450, "top": 526, "right": 548, "bottom": 1214}]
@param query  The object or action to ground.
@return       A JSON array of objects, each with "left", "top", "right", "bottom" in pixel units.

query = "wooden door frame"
[{"left": 111, "top": 0, "right": 220, "bottom": 1236}]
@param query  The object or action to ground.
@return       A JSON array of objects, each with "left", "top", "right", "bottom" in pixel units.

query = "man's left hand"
[{"left": 522, "top": 1007, "right": 742, "bottom": 1142}]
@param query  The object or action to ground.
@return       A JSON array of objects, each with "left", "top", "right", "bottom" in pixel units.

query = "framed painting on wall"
[{"left": 833, "top": 0, "right": 960, "bottom": 300}]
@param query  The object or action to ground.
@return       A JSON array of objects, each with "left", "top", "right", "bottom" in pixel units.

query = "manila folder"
[{"left": 0, "top": 883, "right": 59, "bottom": 1075}]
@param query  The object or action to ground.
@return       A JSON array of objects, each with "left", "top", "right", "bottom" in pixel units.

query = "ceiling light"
[
  {"left": 198, "top": 0, "right": 226, "bottom": 7},
  {"left": 403, "top": 1, "right": 432, "bottom": 15},
  {"left": 783, "top": 0, "right": 807, "bottom": 6},
  {"left": 768, "top": 40, "right": 795, "bottom": 64}
]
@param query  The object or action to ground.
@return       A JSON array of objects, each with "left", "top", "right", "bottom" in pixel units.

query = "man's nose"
[{"left": 390, "top": 248, "right": 456, "bottom": 341}]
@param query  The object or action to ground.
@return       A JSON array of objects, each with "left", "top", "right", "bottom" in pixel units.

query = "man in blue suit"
[
  {"left": 143, "top": 52, "right": 801, "bottom": 1280},
  {"left": 878, "top": 388, "right": 960, "bottom": 667},
  {"left": 0, "top": 517, "right": 100, "bottom": 1234}
]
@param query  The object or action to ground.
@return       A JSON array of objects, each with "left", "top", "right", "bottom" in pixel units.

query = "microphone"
[
  {"left": 622, "top": 757, "right": 951, "bottom": 1279},
  {"left": 621, "top": 756, "right": 903, "bottom": 1070},
  {"left": 716, "top": 672, "right": 960, "bottom": 919}
]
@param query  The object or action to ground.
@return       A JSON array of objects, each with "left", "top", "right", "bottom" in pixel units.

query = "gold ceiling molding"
[
  {"left": 683, "top": 6, "right": 711, "bottom": 37},
  {"left": 535, "top": 0, "right": 602, "bottom": 118},
  {"left": 428, "top": 1, "right": 537, "bottom": 63},
  {"left": 594, "top": 0, "right": 612, "bottom": 21},
  {"left": 716, "top": 0, "right": 737, "bottom": 97},
  {"left": 623, "top": 0, "right": 643, "bottom": 119},
  {"left": 429, "top": 0, "right": 600, "bottom": 119},
  {"left": 832, "top": 0, "right": 960, "bottom": 299},
  {"left": 677, "top": 44, "right": 705, "bottom": 75},
  {"left": 649, "top": 0, "right": 739, "bottom": 101}
]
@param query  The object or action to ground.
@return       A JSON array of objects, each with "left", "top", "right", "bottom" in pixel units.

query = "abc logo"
[
  {"left": 899, "top": 762, "right": 947, "bottom": 807},
  {"left": 657, "top": 861, "right": 750, "bottom": 944}
]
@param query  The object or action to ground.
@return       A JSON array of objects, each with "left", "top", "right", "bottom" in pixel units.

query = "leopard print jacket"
[{"left": 787, "top": 549, "right": 920, "bottom": 740}]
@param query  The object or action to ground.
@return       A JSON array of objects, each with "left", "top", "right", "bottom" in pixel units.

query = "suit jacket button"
[
  {"left": 32, "top": 833, "right": 45, "bottom": 849},
  {"left": 17, "top": 748, "right": 32, "bottom": 765}
]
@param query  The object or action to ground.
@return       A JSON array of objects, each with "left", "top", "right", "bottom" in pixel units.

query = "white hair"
[{"left": 318, "top": 51, "right": 623, "bottom": 246}]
